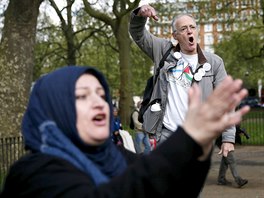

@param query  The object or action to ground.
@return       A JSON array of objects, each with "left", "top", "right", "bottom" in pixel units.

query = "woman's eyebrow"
[
  {"left": 75, "top": 86, "right": 90, "bottom": 90},
  {"left": 75, "top": 86, "right": 104, "bottom": 91}
]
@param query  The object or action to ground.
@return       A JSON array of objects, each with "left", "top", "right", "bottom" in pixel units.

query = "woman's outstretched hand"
[{"left": 182, "top": 76, "right": 250, "bottom": 160}]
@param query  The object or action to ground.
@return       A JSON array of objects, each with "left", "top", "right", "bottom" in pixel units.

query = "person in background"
[
  {"left": 217, "top": 149, "right": 248, "bottom": 187},
  {"left": 0, "top": 66, "right": 249, "bottom": 197},
  {"left": 112, "top": 107, "right": 123, "bottom": 146},
  {"left": 129, "top": 4, "right": 236, "bottom": 160},
  {"left": 149, "top": 134, "right": 157, "bottom": 150},
  {"left": 132, "top": 101, "right": 151, "bottom": 154},
  {"left": 216, "top": 124, "right": 248, "bottom": 187}
]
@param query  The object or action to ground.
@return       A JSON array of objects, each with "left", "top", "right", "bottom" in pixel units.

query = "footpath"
[{"left": 201, "top": 145, "right": 264, "bottom": 198}]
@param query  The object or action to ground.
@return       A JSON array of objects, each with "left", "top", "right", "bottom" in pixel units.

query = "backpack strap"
[
  {"left": 159, "top": 45, "right": 174, "bottom": 68},
  {"left": 154, "top": 45, "right": 174, "bottom": 84}
]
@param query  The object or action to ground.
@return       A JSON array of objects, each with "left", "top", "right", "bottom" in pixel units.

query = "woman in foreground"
[{"left": 0, "top": 66, "right": 249, "bottom": 198}]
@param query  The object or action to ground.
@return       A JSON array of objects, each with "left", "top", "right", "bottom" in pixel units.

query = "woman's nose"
[{"left": 92, "top": 95, "right": 105, "bottom": 107}]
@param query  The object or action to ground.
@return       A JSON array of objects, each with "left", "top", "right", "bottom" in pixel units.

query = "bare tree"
[
  {"left": 0, "top": 0, "right": 43, "bottom": 137},
  {"left": 48, "top": 0, "right": 106, "bottom": 65},
  {"left": 83, "top": 0, "right": 140, "bottom": 124}
]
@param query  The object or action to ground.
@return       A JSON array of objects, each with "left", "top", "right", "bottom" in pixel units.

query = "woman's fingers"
[
  {"left": 183, "top": 76, "right": 250, "bottom": 149},
  {"left": 188, "top": 83, "right": 201, "bottom": 109}
]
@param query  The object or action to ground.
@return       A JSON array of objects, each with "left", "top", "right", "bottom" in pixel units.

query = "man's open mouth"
[{"left": 189, "top": 36, "right": 194, "bottom": 43}]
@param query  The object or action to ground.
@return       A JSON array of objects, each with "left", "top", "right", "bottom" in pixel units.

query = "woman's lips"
[{"left": 93, "top": 113, "right": 106, "bottom": 125}]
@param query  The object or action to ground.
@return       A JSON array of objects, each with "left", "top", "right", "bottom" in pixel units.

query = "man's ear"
[{"left": 172, "top": 32, "right": 177, "bottom": 41}]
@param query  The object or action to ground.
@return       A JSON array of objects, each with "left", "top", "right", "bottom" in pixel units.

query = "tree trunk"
[
  {"left": 82, "top": 0, "right": 141, "bottom": 126},
  {"left": 115, "top": 15, "right": 134, "bottom": 125},
  {"left": 0, "top": 0, "right": 43, "bottom": 137},
  {"left": 49, "top": 0, "right": 76, "bottom": 65}
]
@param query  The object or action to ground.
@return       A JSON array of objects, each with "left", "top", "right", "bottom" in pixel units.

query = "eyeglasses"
[{"left": 176, "top": 25, "right": 197, "bottom": 34}]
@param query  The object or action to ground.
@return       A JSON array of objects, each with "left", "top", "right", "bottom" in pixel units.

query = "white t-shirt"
[{"left": 163, "top": 52, "right": 198, "bottom": 131}]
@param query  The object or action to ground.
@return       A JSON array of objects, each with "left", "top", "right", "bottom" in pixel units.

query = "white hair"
[{"left": 171, "top": 14, "right": 197, "bottom": 33}]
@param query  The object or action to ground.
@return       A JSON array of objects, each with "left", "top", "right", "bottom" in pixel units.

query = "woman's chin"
[{"left": 93, "top": 135, "right": 110, "bottom": 145}]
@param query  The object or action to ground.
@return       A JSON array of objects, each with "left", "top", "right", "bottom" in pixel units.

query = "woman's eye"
[{"left": 76, "top": 95, "right": 86, "bottom": 100}]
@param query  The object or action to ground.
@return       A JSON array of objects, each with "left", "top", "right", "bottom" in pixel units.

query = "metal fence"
[
  {"left": 240, "top": 108, "right": 264, "bottom": 145},
  {"left": 0, "top": 108, "right": 263, "bottom": 189},
  {"left": 0, "top": 136, "right": 27, "bottom": 188}
]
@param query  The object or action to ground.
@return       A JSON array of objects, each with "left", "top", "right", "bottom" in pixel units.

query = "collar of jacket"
[{"left": 174, "top": 43, "right": 207, "bottom": 65}]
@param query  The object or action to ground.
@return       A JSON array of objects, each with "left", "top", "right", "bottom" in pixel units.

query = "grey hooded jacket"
[{"left": 129, "top": 10, "right": 235, "bottom": 143}]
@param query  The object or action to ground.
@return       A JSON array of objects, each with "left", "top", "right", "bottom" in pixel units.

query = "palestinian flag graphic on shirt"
[{"left": 183, "top": 65, "right": 193, "bottom": 82}]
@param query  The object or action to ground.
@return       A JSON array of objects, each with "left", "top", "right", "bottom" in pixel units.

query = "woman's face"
[{"left": 75, "top": 74, "right": 110, "bottom": 145}]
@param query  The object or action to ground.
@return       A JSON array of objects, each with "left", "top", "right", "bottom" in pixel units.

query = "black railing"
[
  {"left": 240, "top": 108, "right": 264, "bottom": 145},
  {"left": 0, "top": 136, "right": 26, "bottom": 189}
]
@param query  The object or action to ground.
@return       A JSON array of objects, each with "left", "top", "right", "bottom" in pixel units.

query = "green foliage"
[
  {"left": 34, "top": 2, "right": 152, "bottom": 100},
  {"left": 214, "top": 20, "right": 264, "bottom": 90},
  {"left": 130, "top": 43, "right": 153, "bottom": 97},
  {"left": 35, "top": 24, "right": 66, "bottom": 80}
]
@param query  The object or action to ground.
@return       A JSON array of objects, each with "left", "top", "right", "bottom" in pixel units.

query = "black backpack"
[
  {"left": 138, "top": 45, "right": 174, "bottom": 123},
  {"left": 129, "top": 109, "right": 138, "bottom": 130}
]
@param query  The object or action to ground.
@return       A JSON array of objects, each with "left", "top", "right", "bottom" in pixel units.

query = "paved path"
[{"left": 201, "top": 146, "right": 264, "bottom": 198}]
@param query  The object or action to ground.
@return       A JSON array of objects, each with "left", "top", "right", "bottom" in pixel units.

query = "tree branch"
[
  {"left": 48, "top": 0, "right": 67, "bottom": 29},
  {"left": 113, "top": 0, "right": 140, "bottom": 18},
  {"left": 82, "top": 0, "right": 114, "bottom": 27}
]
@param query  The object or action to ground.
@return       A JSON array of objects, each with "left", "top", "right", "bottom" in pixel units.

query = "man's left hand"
[{"left": 218, "top": 142, "right": 235, "bottom": 157}]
